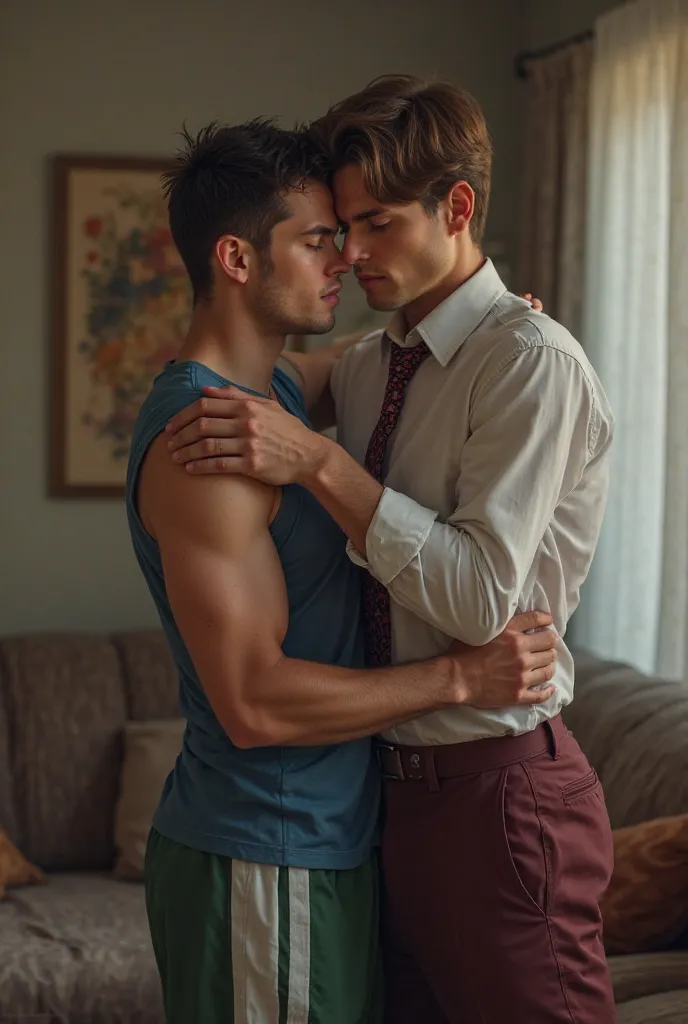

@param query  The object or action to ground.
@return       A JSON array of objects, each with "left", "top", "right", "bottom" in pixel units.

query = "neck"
[
  {"left": 403, "top": 246, "right": 485, "bottom": 332},
  {"left": 177, "top": 296, "right": 284, "bottom": 395}
]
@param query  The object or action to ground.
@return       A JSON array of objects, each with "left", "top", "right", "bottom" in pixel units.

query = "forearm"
[
  {"left": 299, "top": 442, "right": 506, "bottom": 643},
  {"left": 302, "top": 458, "right": 516, "bottom": 645},
  {"left": 304, "top": 436, "right": 382, "bottom": 556},
  {"left": 238, "top": 652, "right": 459, "bottom": 747},
  {"left": 367, "top": 507, "right": 516, "bottom": 645}
]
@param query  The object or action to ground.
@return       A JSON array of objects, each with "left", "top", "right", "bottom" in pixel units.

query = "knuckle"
[
  {"left": 203, "top": 438, "right": 218, "bottom": 455},
  {"left": 218, "top": 458, "right": 230, "bottom": 471},
  {"left": 199, "top": 397, "right": 210, "bottom": 413}
]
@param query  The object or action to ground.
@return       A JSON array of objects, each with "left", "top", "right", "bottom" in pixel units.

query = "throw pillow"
[
  {"left": 601, "top": 813, "right": 688, "bottom": 954},
  {"left": 0, "top": 828, "right": 45, "bottom": 897},
  {"left": 114, "top": 718, "right": 185, "bottom": 880}
]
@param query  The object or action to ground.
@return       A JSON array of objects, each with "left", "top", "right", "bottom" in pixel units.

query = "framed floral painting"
[{"left": 50, "top": 155, "right": 191, "bottom": 496}]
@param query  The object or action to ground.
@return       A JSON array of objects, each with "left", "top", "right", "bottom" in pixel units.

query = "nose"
[
  {"left": 341, "top": 233, "right": 368, "bottom": 267},
  {"left": 326, "top": 250, "right": 349, "bottom": 278}
]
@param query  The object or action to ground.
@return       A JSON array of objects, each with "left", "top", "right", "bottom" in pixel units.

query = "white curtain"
[{"left": 575, "top": 0, "right": 688, "bottom": 679}]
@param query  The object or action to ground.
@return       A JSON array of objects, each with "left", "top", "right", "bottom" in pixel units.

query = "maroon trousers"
[{"left": 380, "top": 716, "right": 618, "bottom": 1023}]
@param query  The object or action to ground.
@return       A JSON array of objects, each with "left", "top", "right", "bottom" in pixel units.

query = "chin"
[
  {"left": 360, "top": 282, "right": 403, "bottom": 313},
  {"left": 289, "top": 314, "right": 336, "bottom": 336},
  {"left": 365, "top": 296, "right": 402, "bottom": 312}
]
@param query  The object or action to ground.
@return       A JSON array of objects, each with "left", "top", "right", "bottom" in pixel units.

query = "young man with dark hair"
[
  {"left": 127, "top": 118, "right": 557, "bottom": 1024},
  {"left": 167, "top": 78, "right": 616, "bottom": 1023}
]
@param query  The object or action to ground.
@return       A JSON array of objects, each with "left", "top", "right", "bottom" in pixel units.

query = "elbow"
[
  {"left": 227, "top": 725, "right": 262, "bottom": 750},
  {"left": 452, "top": 592, "right": 515, "bottom": 647},
  {"left": 222, "top": 706, "right": 287, "bottom": 750},
  {"left": 213, "top": 662, "right": 290, "bottom": 749},
  {"left": 457, "top": 621, "right": 502, "bottom": 647}
]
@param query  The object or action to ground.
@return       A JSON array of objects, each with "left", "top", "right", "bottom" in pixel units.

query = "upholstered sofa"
[
  {"left": 0, "top": 632, "right": 175, "bottom": 1024},
  {"left": 0, "top": 631, "right": 686, "bottom": 1023}
]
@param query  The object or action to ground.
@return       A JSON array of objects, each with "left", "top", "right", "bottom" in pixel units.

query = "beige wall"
[
  {"left": 526, "top": 0, "right": 622, "bottom": 47},
  {"left": 0, "top": 0, "right": 527, "bottom": 634}
]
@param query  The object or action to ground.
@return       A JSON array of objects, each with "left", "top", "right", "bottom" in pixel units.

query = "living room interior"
[{"left": 1, "top": 0, "right": 687, "bottom": 1022}]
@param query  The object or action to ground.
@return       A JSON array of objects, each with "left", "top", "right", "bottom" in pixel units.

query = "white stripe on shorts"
[
  {"left": 286, "top": 867, "right": 311, "bottom": 1024},
  {"left": 230, "top": 860, "right": 280, "bottom": 1024}
]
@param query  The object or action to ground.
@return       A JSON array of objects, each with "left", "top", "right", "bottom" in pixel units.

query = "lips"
[{"left": 321, "top": 285, "right": 342, "bottom": 304}]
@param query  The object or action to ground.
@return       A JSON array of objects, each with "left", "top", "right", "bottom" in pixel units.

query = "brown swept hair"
[{"left": 310, "top": 74, "right": 493, "bottom": 244}]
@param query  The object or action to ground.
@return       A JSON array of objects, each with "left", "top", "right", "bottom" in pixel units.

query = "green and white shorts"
[{"left": 145, "top": 829, "right": 382, "bottom": 1024}]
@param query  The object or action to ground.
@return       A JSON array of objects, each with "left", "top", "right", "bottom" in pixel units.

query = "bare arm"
[{"left": 139, "top": 435, "right": 490, "bottom": 750}]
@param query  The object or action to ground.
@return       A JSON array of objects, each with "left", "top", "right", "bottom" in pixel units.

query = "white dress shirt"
[{"left": 331, "top": 259, "right": 614, "bottom": 745}]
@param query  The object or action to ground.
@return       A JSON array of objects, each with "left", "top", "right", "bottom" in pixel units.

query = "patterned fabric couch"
[
  {"left": 0, "top": 631, "right": 686, "bottom": 1023},
  {"left": 0, "top": 631, "right": 177, "bottom": 1024}
]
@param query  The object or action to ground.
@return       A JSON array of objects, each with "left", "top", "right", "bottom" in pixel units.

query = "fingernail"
[{"left": 165, "top": 423, "right": 172, "bottom": 432}]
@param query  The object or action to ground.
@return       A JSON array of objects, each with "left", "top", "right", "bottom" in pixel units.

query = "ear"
[
  {"left": 215, "top": 235, "right": 254, "bottom": 285},
  {"left": 445, "top": 181, "right": 475, "bottom": 237}
]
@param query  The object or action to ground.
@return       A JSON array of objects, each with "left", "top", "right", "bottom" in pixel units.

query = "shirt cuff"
[{"left": 346, "top": 487, "right": 438, "bottom": 586}]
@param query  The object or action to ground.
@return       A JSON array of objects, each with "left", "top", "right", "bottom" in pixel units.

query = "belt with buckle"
[{"left": 376, "top": 716, "right": 566, "bottom": 783}]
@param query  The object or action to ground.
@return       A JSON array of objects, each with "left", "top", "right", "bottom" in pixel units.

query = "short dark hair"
[
  {"left": 309, "top": 74, "right": 493, "bottom": 244},
  {"left": 162, "top": 119, "right": 329, "bottom": 303}
]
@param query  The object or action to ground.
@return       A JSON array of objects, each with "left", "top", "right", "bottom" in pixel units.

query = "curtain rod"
[{"left": 514, "top": 29, "right": 594, "bottom": 78}]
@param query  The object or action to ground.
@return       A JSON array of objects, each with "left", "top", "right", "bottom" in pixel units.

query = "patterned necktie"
[{"left": 362, "top": 338, "right": 431, "bottom": 666}]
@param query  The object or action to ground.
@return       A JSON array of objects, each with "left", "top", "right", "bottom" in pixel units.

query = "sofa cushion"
[
  {"left": 609, "top": 951, "right": 688, "bottom": 1005},
  {"left": 0, "top": 872, "right": 163, "bottom": 1023},
  {"left": 567, "top": 650, "right": 688, "bottom": 828},
  {"left": 113, "top": 631, "right": 179, "bottom": 722},
  {"left": 0, "top": 635, "right": 127, "bottom": 870},
  {"left": 616, "top": 990, "right": 688, "bottom": 1024},
  {"left": 0, "top": 892, "right": 77, "bottom": 1021},
  {"left": 114, "top": 718, "right": 185, "bottom": 880}
]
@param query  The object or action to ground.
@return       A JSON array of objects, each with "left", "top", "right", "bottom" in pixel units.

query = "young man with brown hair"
[
  {"left": 129, "top": 118, "right": 557, "bottom": 1024},
  {"left": 166, "top": 78, "right": 616, "bottom": 1023}
]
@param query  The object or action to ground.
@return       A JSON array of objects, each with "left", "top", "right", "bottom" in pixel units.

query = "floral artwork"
[{"left": 51, "top": 157, "right": 191, "bottom": 496}]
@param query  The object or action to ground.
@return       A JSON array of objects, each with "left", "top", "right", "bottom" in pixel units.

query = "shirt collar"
[{"left": 384, "top": 258, "right": 507, "bottom": 367}]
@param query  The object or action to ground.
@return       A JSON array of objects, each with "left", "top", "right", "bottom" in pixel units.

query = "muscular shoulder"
[{"left": 138, "top": 433, "right": 274, "bottom": 547}]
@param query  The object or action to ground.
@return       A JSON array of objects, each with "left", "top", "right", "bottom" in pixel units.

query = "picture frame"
[{"left": 50, "top": 155, "right": 191, "bottom": 497}]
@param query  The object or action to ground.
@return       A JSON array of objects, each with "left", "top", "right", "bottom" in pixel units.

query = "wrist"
[
  {"left": 300, "top": 432, "right": 339, "bottom": 488},
  {"left": 436, "top": 654, "right": 469, "bottom": 707}
]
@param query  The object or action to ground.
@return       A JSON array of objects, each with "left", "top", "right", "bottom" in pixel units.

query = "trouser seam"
[{"left": 522, "top": 759, "right": 576, "bottom": 1024}]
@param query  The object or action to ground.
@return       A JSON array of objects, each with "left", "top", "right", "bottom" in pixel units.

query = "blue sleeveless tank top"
[{"left": 125, "top": 360, "right": 379, "bottom": 869}]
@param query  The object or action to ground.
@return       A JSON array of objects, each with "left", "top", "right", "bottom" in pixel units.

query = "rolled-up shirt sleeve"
[{"left": 348, "top": 345, "right": 604, "bottom": 646}]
